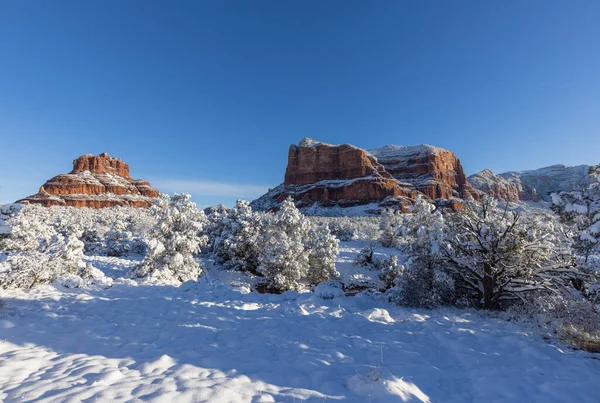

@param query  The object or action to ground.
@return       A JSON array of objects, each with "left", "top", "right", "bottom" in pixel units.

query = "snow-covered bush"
[
  {"left": 308, "top": 216, "right": 381, "bottom": 241},
  {"left": 1, "top": 252, "right": 61, "bottom": 289},
  {"left": 257, "top": 198, "right": 312, "bottom": 291},
  {"left": 377, "top": 255, "right": 403, "bottom": 290},
  {"left": 0, "top": 205, "right": 85, "bottom": 289},
  {"left": 306, "top": 223, "right": 340, "bottom": 285},
  {"left": 203, "top": 205, "right": 229, "bottom": 252},
  {"left": 212, "top": 200, "right": 263, "bottom": 273},
  {"left": 441, "top": 197, "right": 577, "bottom": 309},
  {"left": 552, "top": 165, "right": 600, "bottom": 264},
  {"left": 131, "top": 194, "right": 208, "bottom": 283},
  {"left": 386, "top": 196, "right": 456, "bottom": 307},
  {"left": 354, "top": 243, "right": 377, "bottom": 267},
  {"left": 314, "top": 280, "right": 345, "bottom": 299},
  {"left": 552, "top": 164, "right": 600, "bottom": 305},
  {"left": 256, "top": 198, "right": 340, "bottom": 292},
  {"left": 393, "top": 256, "right": 457, "bottom": 307},
  {"left": 509, "top": 293, "right": 600, "bottom": 351},
  {"left": 379, "top": 208, "right": 402, "bottom": 247},
  {"left": 388, "top": 196, "right": 580, "bottom": 309},
  {"left": 104, "top": 211, "right": 134, "bottom": 257},
  {"left": 324, "top": 218, "right": 356, "bottom": 241}
]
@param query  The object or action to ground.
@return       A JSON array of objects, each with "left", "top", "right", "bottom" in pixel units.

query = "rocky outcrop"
[
  {"left": 470, "top": 165, "right": 593, "bottom": 203},
  {"left": 18, "top": 153, "right": 159, "bottom": 208},
  {"left": 285, "top": 138, "right": 393, "bottom": 185},
  {"left": 368, "top": 144, "right": 478, "bottom": 200},
  {"left": 252, "top": 138, "right": 478, "bottom": 214},
  {"left": 499, "top": 165, "right": 592, "bottom": 202},
  {"left": 468, "top": 169, "right": 521, "bottom": 202}
]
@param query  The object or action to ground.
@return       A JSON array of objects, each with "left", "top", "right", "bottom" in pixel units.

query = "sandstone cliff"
[
  {"left": 252, "top": 138, "right": 477, "bottom": 213},
  {"left": 18, "top": 153, "right": 160, "bottom": 208},
  {"left": 368, "top": 144, "right": 478, "bottom": 200}
]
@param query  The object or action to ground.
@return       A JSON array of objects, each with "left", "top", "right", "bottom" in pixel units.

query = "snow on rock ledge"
[
  {"left": 17, "top": 153, "right": 160, "bottom": 208},
  {"left": 253, "top": 138, "right": 478, "bottom": 214}
]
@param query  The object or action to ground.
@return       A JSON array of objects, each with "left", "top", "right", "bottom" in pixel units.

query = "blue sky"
[{"left": 1, "top": 1, "right": 599, "bottom": 207}]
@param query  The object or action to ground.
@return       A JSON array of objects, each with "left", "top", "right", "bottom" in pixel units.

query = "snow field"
[{"left": 1, "top": 246, "right": 600, "bottom": 402}]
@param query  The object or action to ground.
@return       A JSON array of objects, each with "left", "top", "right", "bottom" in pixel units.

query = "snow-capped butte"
[
  {"left": 252, "top": 138, "right": 478, "bottom": 215},
  {"left": 17, "top": 153, "right": 160, "bottom": 208}
]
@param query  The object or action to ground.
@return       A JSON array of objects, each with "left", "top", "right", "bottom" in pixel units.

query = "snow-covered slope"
[
  {"left": 500, "top": 164, "right": 592, "bottom": 202},
  {"left": 468, "top": 169, "right": 520, "bottom": 202}
]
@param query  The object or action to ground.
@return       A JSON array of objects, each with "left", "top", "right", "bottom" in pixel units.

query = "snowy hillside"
[
  {"left": 500, "top": 164, "right": 592, "bottom": 202},
  {"left": 2, "top": 245, "right": 600, "bottom": 402}
]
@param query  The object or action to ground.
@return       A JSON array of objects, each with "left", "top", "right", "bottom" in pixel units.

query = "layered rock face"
[
  {"left": 18, "top": 153, "right": 160, "bottom": 208},
  {"left": 368, "top": 144, "right": 478, "bottom": 200},
  {"left": 253, "top": 138, "right": 477, "bottom": 213},
  {"left": 284, "top": 138, "right": 393, "bottom": 185},
  {"left": 468, "top": 169, "right": 521, "bottom": 202}
]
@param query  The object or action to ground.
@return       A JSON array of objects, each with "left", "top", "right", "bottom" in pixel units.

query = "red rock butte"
[
  {"left": 252, "top": 138, "right": 479, "bottom": 212},
  {"left": 18, "top": 153, "right": 160, "bottom": 208}
]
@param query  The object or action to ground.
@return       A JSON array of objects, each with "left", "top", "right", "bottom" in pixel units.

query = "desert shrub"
[
  {"left": 509, "top": 294, "right": 600, "bottom": 351},
  {"left": 257, "top": 198, "right": 339, "bottom": 292},
  {"left": 379, "top": 209, "right": 402, "bottom": 247},
  {"left": 354, "top": 243, "right": 377, "bottom": 267},
  {"left": 308, "top": 216, "right": 381, "bottom": 241},
  {"left": 377, "top": 255, "right": 403, "bottom": 290},
  {"left": 130, "top": 193, "right": 208, "bottom": 283},
  {"left": 391, "top": 255, "right": 457, "bottom": 308},
  {"left": 212, "top": 200, "right": 263, "bottom": 273},
  {"left": 0, "top": 205, "right": 85, "bottom": 289},
  {"left": 314, "top": 280, "right": 345, "bottom": 299}
]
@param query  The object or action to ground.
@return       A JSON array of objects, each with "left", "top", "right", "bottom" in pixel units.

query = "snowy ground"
[{"left": 1, "top": 243, "right": 600, "bottom": 402}]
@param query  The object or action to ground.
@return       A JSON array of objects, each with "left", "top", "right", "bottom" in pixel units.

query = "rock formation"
[
  {"left": 469, "top": 165, "right": 592, "bottom": 203},
  {"left": 368, "top": 144, "right": 478, "bottom": 200},
  {"left": 252, "top": 138, "right": 478, "bottom": 213},
  {"left": 468, "top": 169, "right": 521, "bottom": 202},
  {"left": 18, "top": 153, "right": 160, "bottom": 208},
  {"left": 499, "top": 165, "right": 592, "bottom": 202}
]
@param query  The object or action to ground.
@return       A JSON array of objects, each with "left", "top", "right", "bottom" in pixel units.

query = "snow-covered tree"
[
  {"left": 379, "top": 208, "right": 402, "bottom": 247},
  {"left": 104, "top": 211, "right": 133, "bottom": 257},
  {"left": 551, "top": 165, "right": 600, "bottom": 304},
  {"left": 213, "top": 200, "right": 262, "bottom": 273},
  {"left": 441, "top": 197, "right": 576, "bottom": 309},
  {"left": 0, "top": 205, "right": 85, "bottom": 289},
  {"left": 552, "top": 164, "right": 600, "bottom": 265},
  {"left": 203, "top": 205, "right": 229, "bottom": 252},
  {"left": 392, "top": 196, "right": 456, "bottom": 307},
  {"left": 306, "top": 223, "right": 340, "bottom": 285},
  {"left": 398, "top": 195, "right": 445, "bottom": 256},
  {"left": 131, "top": 193, "right": 207, "bottom": 283},
  {"left": 377, "top": 254, "right": 403, "bottom": 290},
  {"left": 257, "top": 198, "right": 312, "bottom": 291}
]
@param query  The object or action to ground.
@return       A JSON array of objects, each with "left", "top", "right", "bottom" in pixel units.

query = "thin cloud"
[{"left": 151, "top": 179, "right": 271, "bottom": 199}]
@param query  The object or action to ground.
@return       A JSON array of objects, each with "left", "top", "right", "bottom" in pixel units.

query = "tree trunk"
[{"left": 482, "top": 262, "right": 494, "bottom": 309}]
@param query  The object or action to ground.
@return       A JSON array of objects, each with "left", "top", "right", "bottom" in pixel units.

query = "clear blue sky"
[{"left": 1, "top": 1, "right": 599, "bottom": 207}]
